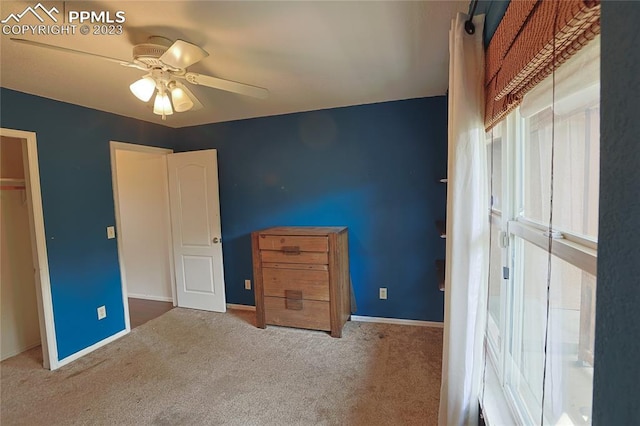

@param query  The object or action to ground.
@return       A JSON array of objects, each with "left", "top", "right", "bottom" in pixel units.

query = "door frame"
[
  {"left": 1, "top": 128, "right": 57, "bottom": 370},
  {"left": 109, "top": 141, "right": 177, "bottom": 331}
]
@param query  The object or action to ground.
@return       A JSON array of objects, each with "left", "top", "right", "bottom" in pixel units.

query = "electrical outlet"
[
  {"left": 244, "top": 279, "right": 251, "bottom": 290},
  {"left": 106, "top": 226, "right": 116, "bottom": 239},
  {"left": 97, "top": 305, "right": 107, "bottom": 320},
  {"left": 379, "top": 287, "right": 387, "bottom": 300}
]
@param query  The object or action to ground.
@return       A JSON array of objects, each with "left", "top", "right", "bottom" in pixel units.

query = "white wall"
[
  {"left": 1, "top": 136, "right": 40, "bottom": 360},
  {"left": 115, "top": 150, "right": 173, "bottom": 301}
]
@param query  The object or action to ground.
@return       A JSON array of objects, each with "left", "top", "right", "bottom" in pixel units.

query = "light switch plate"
[
  {"left": 106, "top": 226, "right": 115, "bottom": 239},
  {"left": 97, "top": 305, "right": 106, "bottom": 320}
]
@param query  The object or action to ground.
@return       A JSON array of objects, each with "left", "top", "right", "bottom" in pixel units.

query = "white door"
[{"left": 167, "top": 150, "right": 226, "bottom": 312}]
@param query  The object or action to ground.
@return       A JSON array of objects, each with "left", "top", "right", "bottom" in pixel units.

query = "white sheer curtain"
[{"left": 438, "top": 12, "right": 489, "bottom": 426}]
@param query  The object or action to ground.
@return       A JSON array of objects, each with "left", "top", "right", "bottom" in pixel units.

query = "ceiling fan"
[{"left": 11, "top": 36, "right": 269, "bottom": 120}]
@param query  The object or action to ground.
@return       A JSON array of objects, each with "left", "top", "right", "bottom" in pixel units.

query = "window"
[
  {"left": 485, "top": 37, "right": 599, "bottom": 425},
  {"left": 486, "top": 123, "right": 504, "bottom": 364}
]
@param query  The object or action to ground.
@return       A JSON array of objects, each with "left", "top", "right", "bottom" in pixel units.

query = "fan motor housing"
[
  {"left": 133, "top": 44, "right": 167, "bottom": 67},
  {"left": 132, "top": 37, "right": 172, "bottom": 68}
]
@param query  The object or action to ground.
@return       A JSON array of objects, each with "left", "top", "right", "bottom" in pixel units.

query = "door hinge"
[{"left": 503, "top": 266, "right": 510, "bottom": 280}]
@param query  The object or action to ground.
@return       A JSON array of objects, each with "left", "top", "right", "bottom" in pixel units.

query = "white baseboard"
[
  {"left": 226, "top": 303, "right": 256, "bottom": 311},
  {"left": 1, "top": 340, "right": 41, "bottom": 362},
  {"left": 128, "top": 293, "right": 173, "bottom": 303},
  {"left": 350, "top": 315, "right": 444, "bottom": 328},
  {"left": 55, "top": 328, "right": 129, "bottom": 370}
]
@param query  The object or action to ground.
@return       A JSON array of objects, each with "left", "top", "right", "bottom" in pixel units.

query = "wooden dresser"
[{"left": 252, "top": 226, "right": 351, "bottom": 337}]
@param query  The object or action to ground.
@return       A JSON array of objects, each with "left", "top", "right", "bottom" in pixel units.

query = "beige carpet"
[{"left": 1, "top": 308, "right": 443, "bottom": 425}]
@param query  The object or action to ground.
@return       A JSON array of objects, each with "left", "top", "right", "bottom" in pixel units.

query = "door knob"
[{"left": 213, "top": 237, "right": 221, "bottom": 244}]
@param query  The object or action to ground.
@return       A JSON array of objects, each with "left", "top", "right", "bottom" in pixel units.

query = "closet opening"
[{"left": 0, "top": 129, "right": 56, "bottom": 369}]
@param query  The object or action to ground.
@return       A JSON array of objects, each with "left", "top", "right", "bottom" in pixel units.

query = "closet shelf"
[{"left": 0, "top": 178, "right": 26, "bottom": 189}]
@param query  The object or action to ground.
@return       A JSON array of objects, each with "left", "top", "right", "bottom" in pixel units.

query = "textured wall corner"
[{"left": 593, "top": 2, "right": 640, "bottom": 424}]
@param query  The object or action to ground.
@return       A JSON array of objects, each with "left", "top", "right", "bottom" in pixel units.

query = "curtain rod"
[{"left": 465, "top": 0, "right": 479, "bottom": 35}]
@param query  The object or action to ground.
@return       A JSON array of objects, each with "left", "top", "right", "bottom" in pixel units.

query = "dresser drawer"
[
  {"left": 261, "top": 250, "right": 328, "bottom": 265},
  {"left": 263, "top": 268, "right": 329, "bottom": 301},
  {"left": 258, "top": 235, "right": 328, "bottom": 253},
  {"left": 264, "top": 296, "right": 331, "bottom": 331}
]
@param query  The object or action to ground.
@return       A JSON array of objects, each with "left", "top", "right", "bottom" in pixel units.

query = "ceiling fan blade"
[
  {"left": 159, "top": 40, "right": 208, "bottom": 70},
  {"left": 175, "top": 82, "right": 203, "bottom": 111},
  {"left": 185, "top": 72, "right": 269, "bottom": 99},
  {"left": 10, "top": 38, "right": 136, "bottom": 67}
]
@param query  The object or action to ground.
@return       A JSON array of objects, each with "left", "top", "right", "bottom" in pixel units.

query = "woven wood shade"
[{"left": 484, "top": 0, "right": 600, "bottom": 131}]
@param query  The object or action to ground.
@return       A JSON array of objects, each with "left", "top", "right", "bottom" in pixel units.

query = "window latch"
[
  {"left": 500, "top": 231, "right": 509, "bottom": 248},
  {"left": 543, "top": 230, "right": 564, "bottom": 239}
]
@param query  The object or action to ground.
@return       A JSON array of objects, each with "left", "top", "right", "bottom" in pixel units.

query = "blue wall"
[
  {"left": 593, "top": 2, "right": 640, "bottom": 424},
  {"left": 0, "top": 89, "right": 177, "bottom": 360},
  {"left": 178, "top": 97, "right": 448, "bottom": 321},
  {"left": 1, "top": 89, "right": 447, "bottom": 362}
]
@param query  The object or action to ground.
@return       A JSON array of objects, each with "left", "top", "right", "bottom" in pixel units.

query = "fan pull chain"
[{"left": 540, "top": 3, "right": 558, "bottom": 424}]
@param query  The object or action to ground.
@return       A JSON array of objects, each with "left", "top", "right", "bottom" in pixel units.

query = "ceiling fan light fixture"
[
  {"left": 129, "top": 76, "right": 156, "bottom": 102},
  {"left": 153, "top": 92, "right": 173, "bottom": 117},
  {"left": 170, "top": 86, "right": 194, "bottom": 112},
  {"left": 11, "top": 37, "right": 270, "bottom": 122}
]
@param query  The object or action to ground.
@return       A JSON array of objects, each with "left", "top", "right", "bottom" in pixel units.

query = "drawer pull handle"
[
  {"left": 282, "top": 246, "right": 301, "bottom": 255},
  {"left": 285, "top": 298, "right": 303, "bottom": 310},
  {"left": 285, "top": 290, "right": 303, "bottom": 310}
]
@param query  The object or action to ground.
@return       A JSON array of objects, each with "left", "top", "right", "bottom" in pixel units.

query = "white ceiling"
[{"left": 0, "top": 1, "right": 466, "bottom": 128}]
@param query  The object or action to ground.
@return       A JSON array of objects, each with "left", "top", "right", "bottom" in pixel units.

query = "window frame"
[{"left": 484, "top": 104, "right": 599, "bottom": 425}]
